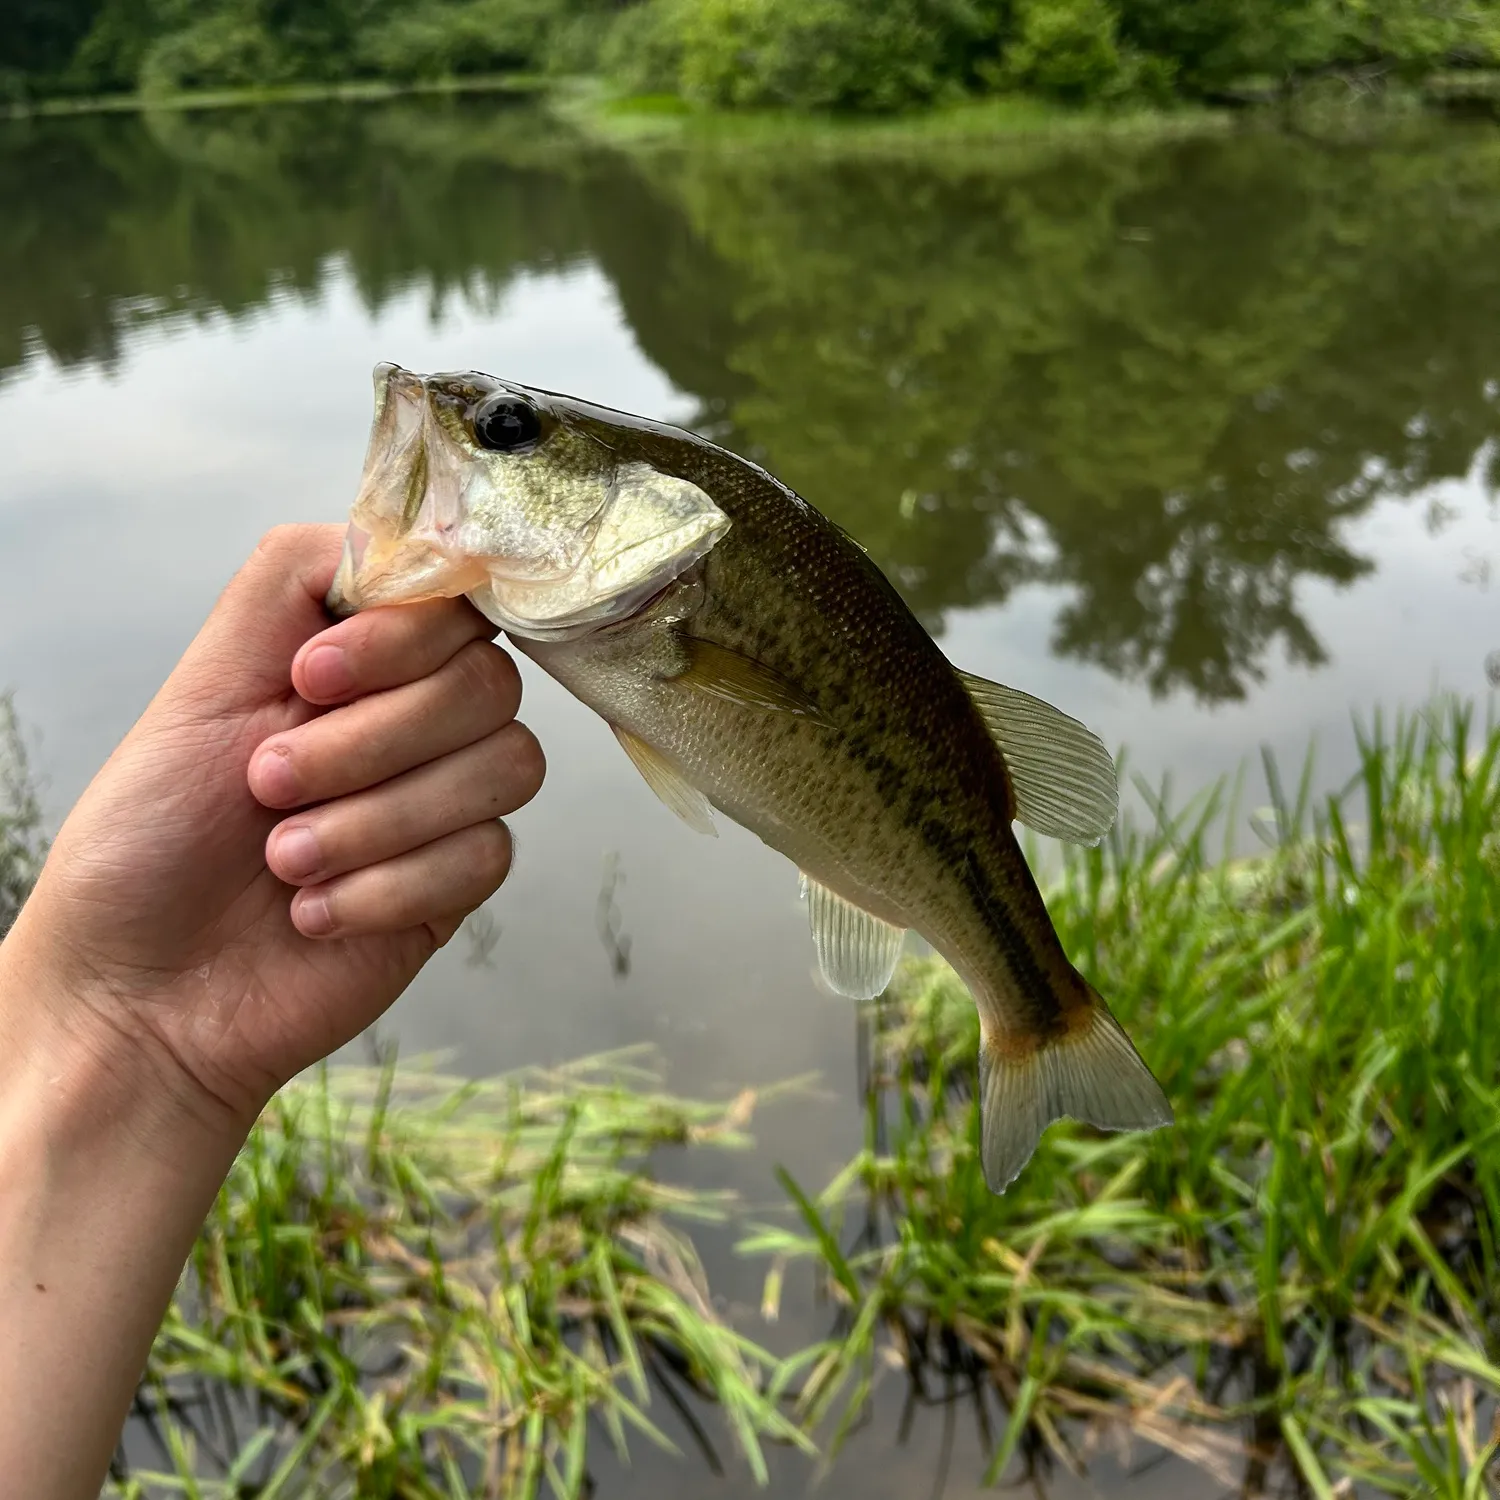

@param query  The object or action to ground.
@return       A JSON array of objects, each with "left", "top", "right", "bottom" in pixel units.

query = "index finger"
[{"left": 293, "top": 597, "right": 497, "bottom": 705}]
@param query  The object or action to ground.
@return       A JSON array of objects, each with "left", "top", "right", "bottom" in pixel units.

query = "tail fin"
[{"left": 978, "top": 989, "right": 1172, "bottom": 1194}]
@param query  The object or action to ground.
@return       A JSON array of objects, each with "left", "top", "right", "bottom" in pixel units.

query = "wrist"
[
  {"left": 0, "top": 907, "right": 254, "bottom": 1175},
  {"left": 0, "top": 918, "right": 248, "bottom": 1500}
]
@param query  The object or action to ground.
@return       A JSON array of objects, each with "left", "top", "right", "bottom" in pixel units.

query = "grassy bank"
[
  {"left": 111, "top": 1050, "right": 813, "bottom": 1497},
  {"left": 560, "top": 87, "right": 1235, "bottom": 153},
  {"left": 7, "top": 70, "right": 1495, "bottom": 142},
  {"left": 0, "top": 70, "right": 1226, "bottom": 143},
  {"left": 8, "top": 699, "right": 1500, "bottom": 1493},
  {"left": 754, "top": 700, "right": 1500, "bottom": 1494}
]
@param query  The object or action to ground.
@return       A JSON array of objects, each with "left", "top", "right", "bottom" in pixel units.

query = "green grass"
[
  {"left": 8, "top": 696, "right": 1500, "bottom": 1493},
  {"left": 558, "top": 85, "right": 1234, "bottom": 152},
  {"left": 748, "top": 698, "right": 1500, "bottom": 1494},
  {"left": 110, "top": 1048, "right": 814, "bottom": 1498}
]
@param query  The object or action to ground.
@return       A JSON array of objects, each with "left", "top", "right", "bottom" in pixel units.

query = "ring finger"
[
  {"left": 291, "top": 820, "right": 514, "bottom": 940},
  {"left": 265, "top": 722, "right": 544, "bottom": 886}
]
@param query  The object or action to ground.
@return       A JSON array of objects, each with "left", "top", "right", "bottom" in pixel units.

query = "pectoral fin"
[
  {"left": 958, "top": 670, "right": 1118, "bottom": 846},
  {"left": 612, "top": 726, "right": 717, "bottom": 836},
  {"left": 673, "top": 636, "right": 825, "bottom": 720},
  {"left": 799, "top": 874, "right": 906, "bottom": 999}
]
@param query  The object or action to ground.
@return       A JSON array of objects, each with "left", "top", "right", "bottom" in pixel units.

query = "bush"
[
  {"left": 600, "top": 0, "right": 692, "bottom": 96},
  {"left": 676, "top": 0, "right": 980, "bottom": 112},
  {"left": 539, "top": 6, "right": 616, "bottom": 75},
  {"left": 1002, "top": 0, "right": 1122, "bottom": 102},
  {"left": 138, "top": 13, "right": 289, "bottom": 94},
  {"left": 355, "top": 0, "right": 556, "bottom": 82}
]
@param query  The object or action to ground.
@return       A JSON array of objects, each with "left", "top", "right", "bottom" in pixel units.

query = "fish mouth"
[
  {"left": 327, "top": 363, "right": 505, "bottom": 617},
  {"left": 328, "top": 361, "right": 731, "bottom": 637}
]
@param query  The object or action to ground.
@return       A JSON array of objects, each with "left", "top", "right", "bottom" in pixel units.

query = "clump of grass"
[
  {"left": 0, "top": 692, "right": 47, "bottom": 939},
  {"left": 752, "top": 699, "right": 1500, "bottom": 1495},
  {"left": 111, "top": 1048, "right": 813, "bottom": 1499}
]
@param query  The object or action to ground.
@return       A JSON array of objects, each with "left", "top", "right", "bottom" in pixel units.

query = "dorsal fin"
[{"left": 957, "top": 670, "right": 1118, "bottom": 846}]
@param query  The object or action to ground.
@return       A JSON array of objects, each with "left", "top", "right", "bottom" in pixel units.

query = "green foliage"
[
  {"left": 353, "top": 0, "right": 555, "bottom": 83},
  {"left": 7, "top": 0, "right": 1500, "bottom": 109},
  {"left": 1002, "top": 0, "right": 1123, "bottom": 102},
  {"left": 138, "top": 11, "right": 291, "bottom": 95},
  {"left": 599, "top": 0, "right": 693, "bottom": 96},
  {"left": 0, "top": 0, "right": 108, "bottom": 99},
  {"left": 630, "top": 125, "right": 1500, "bottom": 698},
  {"left": 671, "top": 0, "right": 969, "bottom": 112},
  {"left": 110, "top": 1050, "right": 812, "bottom": 1494},
  {"left": 752, "top": 701, "right": 1500, "bottom": 1491}
]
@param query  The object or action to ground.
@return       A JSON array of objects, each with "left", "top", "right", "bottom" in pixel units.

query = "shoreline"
[{"left": 6, "top": 70, "right": 1495, "bottom": 144}]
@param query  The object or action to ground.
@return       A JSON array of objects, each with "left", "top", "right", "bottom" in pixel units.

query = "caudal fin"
[{"left": 978, "top": 990, "right": 1172, "bottom": 1194}]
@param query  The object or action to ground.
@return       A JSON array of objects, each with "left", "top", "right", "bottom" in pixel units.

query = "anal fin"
[
  {"left": 978, "top": 988, "right": 1172, "bottom": 1193},
  {"left": 612, "top": 726, "right": 717, "bottom": 837},
  {"left": 799, "top": 874, "right": 906, "bottom": 999}
]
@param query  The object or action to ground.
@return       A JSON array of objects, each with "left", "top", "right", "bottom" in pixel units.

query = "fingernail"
[
  {"left": 301, "top": 644, "right": 353, "bottom": 699},
  {"left": 296, "top": 892, "right": 335, "bottom": 937},
  {"left": 251, "top": 746, "right": 298, "bottom": 806},
  {"left": 273, "top": 825, "right": 321, "bottom": 881}
]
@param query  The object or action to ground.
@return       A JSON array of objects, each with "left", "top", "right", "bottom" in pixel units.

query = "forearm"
[{"left": 0, "top": 931, "right": 248, "bottom": 1500}]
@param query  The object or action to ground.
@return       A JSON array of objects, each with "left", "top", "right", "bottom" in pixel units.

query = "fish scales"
[
  {"left": 329, "top": 364, "right": 1173, "bottom": 1192},
  {"left": 532, "top": 417, "right": 1071, "bottom": 1040}
]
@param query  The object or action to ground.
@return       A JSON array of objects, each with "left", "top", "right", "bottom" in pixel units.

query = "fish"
[{"left": 328, "top": 362, "right": 1173, "bottom": 1192}]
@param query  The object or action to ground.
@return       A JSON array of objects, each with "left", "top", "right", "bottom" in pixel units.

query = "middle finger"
[{"left": 250, "top": 639, "right": 521, "bottom": 809}]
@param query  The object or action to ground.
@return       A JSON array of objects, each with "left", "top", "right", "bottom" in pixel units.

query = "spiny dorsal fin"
[
  {"left": 957, "top": 670, "right": 1118, "bottom": 846},
  {"left": 674, "top": 635, "right": 826, "bottom": 720},
  {"left": 612, "top": 725, "right": 717, "bottom": 837},
  {"left": 799, "top": 873, "right": 906, "bottom": 999}
]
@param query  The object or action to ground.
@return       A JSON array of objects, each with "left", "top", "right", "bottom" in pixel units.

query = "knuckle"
[
  {"left": 336, "top": 610, "right": 379, "bottom": 658},
  {"left": 253, "top": 523, "right": 315, "bottom": 564},
  {"left": 449, "top": 640, "right": 521, "bottom": 716}
]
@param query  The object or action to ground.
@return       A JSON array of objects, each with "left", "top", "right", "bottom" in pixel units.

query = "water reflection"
[
  {"left": 5, "top": 104, "right": 1499, "bottom": 708},
  {"left": 631, "top": 132, "right": 1500, "bottom": 700},
  {"left": 8, "top": 97, "right": 1500, "bottom": 1500}
]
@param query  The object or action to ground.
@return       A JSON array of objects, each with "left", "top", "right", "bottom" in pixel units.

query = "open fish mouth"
[{"left": 326, "top": 362, "right": 731, "bottom": 639}]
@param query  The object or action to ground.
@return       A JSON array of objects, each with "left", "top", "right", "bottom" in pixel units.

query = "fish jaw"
[{"left": 326, "top": 363, "right": 730, "bottom": 634}]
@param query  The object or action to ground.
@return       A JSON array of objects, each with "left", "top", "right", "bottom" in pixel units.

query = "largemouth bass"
[{"left": 328, "top": 363, "right": 1172, "bottom": 1191}]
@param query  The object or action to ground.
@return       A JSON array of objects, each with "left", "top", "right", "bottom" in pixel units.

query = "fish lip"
[{"left": 342, "top": 363, "right": 727, "bottom": 627}]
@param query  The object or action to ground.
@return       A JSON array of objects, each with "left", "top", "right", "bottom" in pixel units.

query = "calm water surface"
[{"left": 4, "top": 100, "right": 1500, "bottom": 1495}]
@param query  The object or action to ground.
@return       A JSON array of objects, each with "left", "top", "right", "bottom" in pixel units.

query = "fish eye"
[{"left": 473, "top": 396, "right": 542, "bottom": 453}]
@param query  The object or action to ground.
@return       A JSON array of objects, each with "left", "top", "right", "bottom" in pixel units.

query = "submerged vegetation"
[{"left": 6, "top": 0, "right": 1500, "bottom": 114}]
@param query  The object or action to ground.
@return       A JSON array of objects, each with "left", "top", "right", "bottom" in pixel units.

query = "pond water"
[{"left": 4, "top": 98, "right": 1500, "bottom": 1495}]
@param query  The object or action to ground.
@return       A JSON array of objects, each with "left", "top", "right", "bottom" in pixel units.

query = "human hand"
[{"left": 0, "top": 524, "right": 543, "bottom": 1139}]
